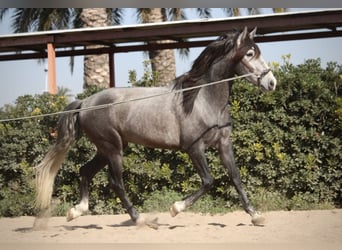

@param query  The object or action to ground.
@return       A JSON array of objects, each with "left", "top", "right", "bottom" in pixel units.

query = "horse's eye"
[{"left": 246, "top": 51, "right": 254, "bottom": 57}]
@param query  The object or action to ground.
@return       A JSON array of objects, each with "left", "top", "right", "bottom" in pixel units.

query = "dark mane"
[
  {"left": 189, "top": 30, "right": 240, "bottom": 78},
  {"left": 173, "top": 30, "right": 242, "bottom": 114}
]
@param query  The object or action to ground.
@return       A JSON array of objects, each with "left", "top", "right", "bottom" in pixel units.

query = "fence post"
[{"left": 47, "top": 43, "right": 57, "bottom": 94}]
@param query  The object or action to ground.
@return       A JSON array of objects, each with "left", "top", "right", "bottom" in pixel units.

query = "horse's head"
[{"left": 233, "top": 27, "right": 277, "bottom": 92}]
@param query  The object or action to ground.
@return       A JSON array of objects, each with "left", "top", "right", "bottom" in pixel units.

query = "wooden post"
[
  {"left": 47, "top": 43, "right": 57, "bottom": 94},
  {"left": 109, "top": 53, "right": 115, "bottom": 88}
]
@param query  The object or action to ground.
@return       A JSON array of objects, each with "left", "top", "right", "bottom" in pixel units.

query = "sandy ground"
[{"left": 0, "top": 209, "right": 341, "bottom": 248}]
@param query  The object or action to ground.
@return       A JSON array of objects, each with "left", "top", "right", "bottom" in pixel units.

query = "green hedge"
[
  {"left": 0, "top": 57, "right": 341, "bottom": 217},
  {"left": 230, "top": 57, "right": 341, "bottom": 210}
]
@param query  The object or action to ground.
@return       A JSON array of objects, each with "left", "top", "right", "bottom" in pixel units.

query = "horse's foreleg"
[
  {"left": 218, "top": 135, "right": 265, "bottom": 226},
  {"left": 170, "top": 146, "right": 214, "bottom": 217},
  {"left": 66, "top": 154, "right": 107, "bottom": 221}
]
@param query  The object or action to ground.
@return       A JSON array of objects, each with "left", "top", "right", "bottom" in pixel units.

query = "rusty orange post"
[{"left": 47, "top": 43, "right": 57, "bottom": 94}]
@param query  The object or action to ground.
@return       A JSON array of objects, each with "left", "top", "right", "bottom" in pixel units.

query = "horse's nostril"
[{"left": 269, "top": 80, "right": 275, "bottom": 90}]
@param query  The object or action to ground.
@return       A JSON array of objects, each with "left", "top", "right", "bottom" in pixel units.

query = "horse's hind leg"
[{"left": 67, "top": 153, "right": 107, "bottom": 221}]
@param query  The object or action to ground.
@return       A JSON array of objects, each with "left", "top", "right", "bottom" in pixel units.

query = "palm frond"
[
  {"left": 36, "top": 8, "right": 72, "bottom": 30},
  {"left": 177, "top": 47, "right": 190, "bottom": 60},
  {"left": 195, "top": 8, "right": 212, "bottom": 18},
  {"left": 0, "top": 8, "right": 10, "bottom": 21},
  {"left": 222, "top": 8, "right": 238, "bottom": 17},
  {"left": 135, "top": 8, "right": 150, "bottom": 23},
  {"left": 110, "top": 8, "right": 123, "bottom": 25},
  {"left": 247, "top": 8, "right": 261, "bottom": 15},
  {"left": 72, "top": 8, "right": 83, "bottom": 28},
  {"left": 11, "top": 8, "right": 39, "bottom": 32},
  {"left": 166, "top": 8, "right": 186, "bottom": 21}
]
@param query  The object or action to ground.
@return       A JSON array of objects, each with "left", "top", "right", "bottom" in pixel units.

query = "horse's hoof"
[
  {"left": 33, "top": 216, "right": 49, "bottom": 231},
  {"left": 145, "top": 217, "right": 159, "bottom": 230},
  {"left": 136, "top": 216, "right": 146, "bottom": 227},
  {"left": 66, "top": 208, "right": 76, "bottom": 222},
  {"left": 170, "top": 204, "right": 179, "bottom": 217},
  {"left": 136, "top": 216, "right": 159, "bottom": 230},
  {"left": 170, "top": 201, "right": 186, "bottom": 217},
  {"left": 251, "top": 212, "right": 265, "bottom": 226}
]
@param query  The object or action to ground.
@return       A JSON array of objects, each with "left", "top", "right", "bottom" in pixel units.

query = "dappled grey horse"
[{"left": 35, "top": 27, "right": 276, "bottom": 227}]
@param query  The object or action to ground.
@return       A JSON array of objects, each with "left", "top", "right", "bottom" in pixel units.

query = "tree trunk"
[
  {"left": 143, "top": 8, "right": 176, "bottom": 86},
  {"left": 80, "top": 8, "right": 111, "bottom": 89}
]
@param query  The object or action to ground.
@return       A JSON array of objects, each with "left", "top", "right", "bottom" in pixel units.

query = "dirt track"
[{"left": 0, "top": 209, "right": 341, "bottom": 248}]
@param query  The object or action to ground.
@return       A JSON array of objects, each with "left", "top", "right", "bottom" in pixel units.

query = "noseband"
[
  {"left": 257, "top": 68, "right": 271, "bottom": 86},
  {"left": 239, "top": 56, "right": 271, "bottom": 87}
]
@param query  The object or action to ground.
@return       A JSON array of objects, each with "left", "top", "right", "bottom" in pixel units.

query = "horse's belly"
[{"left": 121, "top": 124, "right": 180, "bottom": 150}]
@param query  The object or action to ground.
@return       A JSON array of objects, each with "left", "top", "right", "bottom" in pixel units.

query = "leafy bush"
[
  {"left": 229, "top": 57, "right": 341, "bottom": 208},
  {"left": 0, "top": 57, "right": 341, "bottom": 217},
  {"left": 0, "top": 94, "right": 67, "bottom": 216}
]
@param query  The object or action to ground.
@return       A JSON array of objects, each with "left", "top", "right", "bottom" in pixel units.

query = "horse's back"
[{"left": 78, "top": 87, "right": 181, "bottom": 149}]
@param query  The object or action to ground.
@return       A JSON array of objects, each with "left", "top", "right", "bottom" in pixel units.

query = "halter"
[
  {"left": 257, "top": 68, "right": 271, "bottom": 86},
  {"left": 238, "top": 55, "right": 271, "bottom": 88}
]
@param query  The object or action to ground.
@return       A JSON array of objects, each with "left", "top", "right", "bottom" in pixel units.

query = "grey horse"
[{"left": 35, "top": 27, "right": 276, "bottom": 227}]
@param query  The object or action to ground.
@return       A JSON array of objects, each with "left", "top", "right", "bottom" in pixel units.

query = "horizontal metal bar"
[{"left": 0, "top": 29, "right": 341, "bottom": 62}]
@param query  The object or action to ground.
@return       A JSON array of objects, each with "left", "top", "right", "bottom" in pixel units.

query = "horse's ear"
[
  {"left": 249, "top": 27, "right": 257, "bottom": 39},
  {"left": 237, "top": 26, "right": 248, "bottom": 48}
]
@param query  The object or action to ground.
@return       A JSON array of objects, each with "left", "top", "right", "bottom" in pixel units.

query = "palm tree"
[
  {"left": 80, "top": 8, "right": 113, "bottom": 89},
  {"left": 136, "top": 8, "right": 178, "bottom": 86},
  {"left": 0, "top": 8, "right": 123, "bottom": 89}
]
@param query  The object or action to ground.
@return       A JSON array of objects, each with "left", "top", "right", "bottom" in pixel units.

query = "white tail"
[
  {"left": 35, "top": 145, "right": 69, "bottom": 210},
  {"left": 34, "top": 100, "right": 82, "bottom": 212}
]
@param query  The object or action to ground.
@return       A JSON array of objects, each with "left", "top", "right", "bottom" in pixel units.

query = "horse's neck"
[
  {"left": 202, "top": 72, "right": 232, "bottom": 111},
  {"left": 205, "top": 84, "right": 230, "bottom": 112},
  {"left": 204, "top": 57, "right": 235, "bottom": 105}
]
